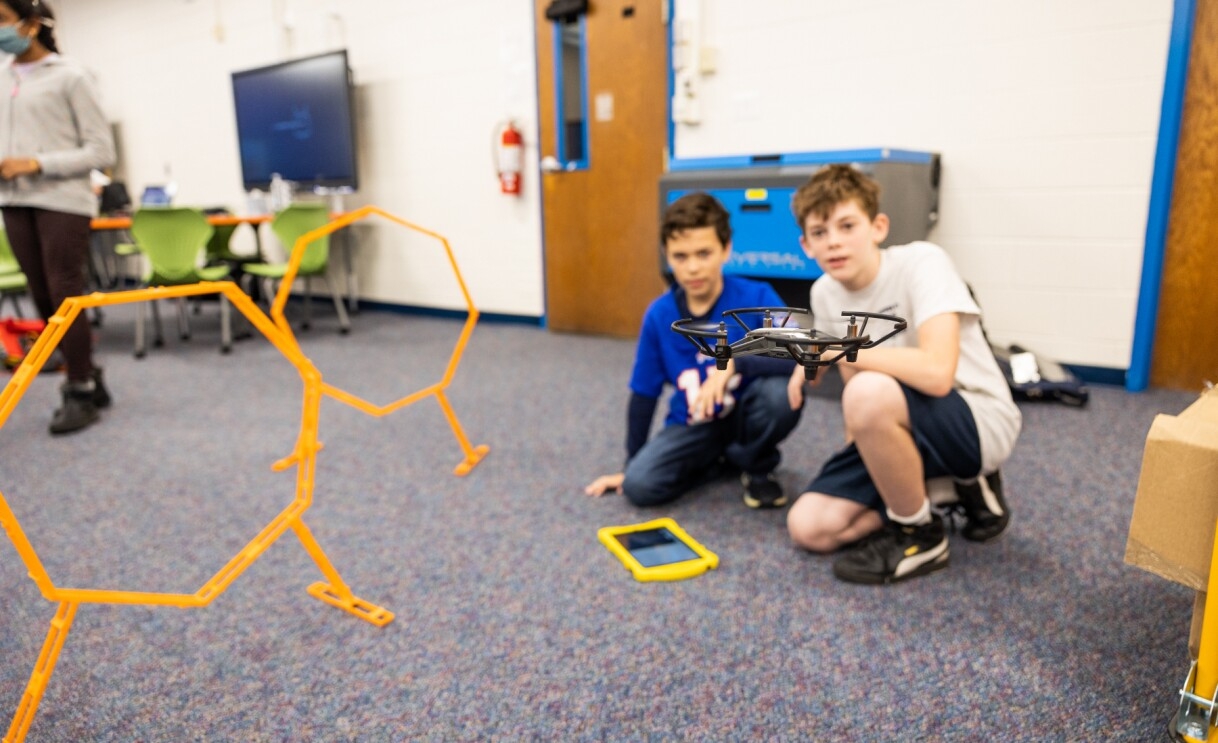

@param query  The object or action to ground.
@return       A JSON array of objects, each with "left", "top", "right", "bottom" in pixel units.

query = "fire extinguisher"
[{"left": 496, "top": 121, "right": 524, "bottom": 195}]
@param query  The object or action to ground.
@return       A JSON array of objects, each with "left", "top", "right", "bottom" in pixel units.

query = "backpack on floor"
[
  {"left": 989, "top": 342, "right": 1090, "bottom": 408},
  {"left": 1, "top": 317, "right": 57, "bottom": 371}
]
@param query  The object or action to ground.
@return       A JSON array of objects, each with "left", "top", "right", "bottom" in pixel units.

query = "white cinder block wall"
[
  {"left": 55, "top": 0, "right": 544, "bottom": 318},
  {"left": 53, "top": 1, "right": 1173, "bottom": 369},
  {"left": 676, "top": 0, "right": 1173, "bottom": 369}
]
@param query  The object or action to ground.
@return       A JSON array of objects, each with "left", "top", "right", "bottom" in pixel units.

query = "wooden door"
[
  {"left": 1153, "top": 0, "right": 1218, "bottom": 389},
  {"left": 535, "top": 0, "right": 668, "bottom": 337}
]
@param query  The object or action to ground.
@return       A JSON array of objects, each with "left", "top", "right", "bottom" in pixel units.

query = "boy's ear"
[
  {"left": 872, "top": 213, "right": 890, "bottom": 244},
  {"left": 798, "top": 234, "right": 814, "bottom": 258}
]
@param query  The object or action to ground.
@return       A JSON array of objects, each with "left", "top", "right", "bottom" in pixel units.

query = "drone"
[{"left": 671, "top": 307, "right": 908, "bottom": 381}]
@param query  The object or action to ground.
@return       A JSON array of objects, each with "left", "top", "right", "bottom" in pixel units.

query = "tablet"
[{"left": 598, "top": 518, "right": 719, "bottom": 582}]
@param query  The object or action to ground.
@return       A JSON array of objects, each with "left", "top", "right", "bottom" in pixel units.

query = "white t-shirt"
[{"left": 810, "top": 241, "right": 1021, "bottom": 474}]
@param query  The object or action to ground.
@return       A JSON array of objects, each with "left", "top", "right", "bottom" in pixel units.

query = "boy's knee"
[
  {"left": 620, "top": 473, "right": 675, "bottom": 508},
  {"left": 786, "top": 497, "right": 839, "bottom": 553},
  {"left": 746, "top": 376, "right": 802, "bottom": 423},
  {"left": 841, "top": 371, "right": 902, "bottom": 430}
]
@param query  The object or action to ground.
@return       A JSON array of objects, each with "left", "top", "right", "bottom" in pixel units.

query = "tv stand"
[{"left": 314, "top": 186, "right": 359, "bottom": 314}]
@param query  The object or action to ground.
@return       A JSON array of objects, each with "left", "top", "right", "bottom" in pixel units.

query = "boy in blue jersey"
[{"left": 585, "top": 192, "right": 803, "bottom": 508}]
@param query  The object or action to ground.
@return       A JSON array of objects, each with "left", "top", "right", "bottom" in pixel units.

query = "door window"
[{"left": 553, "top": 16, "right": 590, "bottom": 170}]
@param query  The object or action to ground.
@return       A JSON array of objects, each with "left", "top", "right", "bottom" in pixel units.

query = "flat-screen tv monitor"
[{"left": 231, "top": 50, "right": 358, "bottom": 192}]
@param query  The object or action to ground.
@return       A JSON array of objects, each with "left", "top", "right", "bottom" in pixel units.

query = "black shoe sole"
[
  {"left": 49, "top": 409, "right": 99, "bottom": 435},
  {"left": 743, "top": 494, "right": 789, "bottom": 509},
  {"left": 833, "top": 549, "right": 950, "bottom": 585}
]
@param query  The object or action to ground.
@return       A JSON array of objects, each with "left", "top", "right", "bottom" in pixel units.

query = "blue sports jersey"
[{"left": 629, "top": 275, "right": 784, "bottom": 428}]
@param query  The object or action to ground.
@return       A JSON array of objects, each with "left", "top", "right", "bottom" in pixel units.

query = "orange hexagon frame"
[
  {"left": 0, "top": 283, "right": 398, "bottom": 743},
  {"left": 265, "top": 205, "right": 489, "bottom": 476},
  {"left": 0, "top": 207, "right": 490, "bottom": 741}
]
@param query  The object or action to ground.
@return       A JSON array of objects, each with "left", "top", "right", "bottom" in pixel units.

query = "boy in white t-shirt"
[{"left": 786, "top": 164, "right": 1021, "bottom": 585}]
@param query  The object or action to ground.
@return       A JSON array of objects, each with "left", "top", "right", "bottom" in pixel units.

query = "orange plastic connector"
[
  {"left": 0, "top": 283, "right": 393, "bottom": 743},
  {"left": 266, "top": 205, "right": 489, "bottom": 476}
]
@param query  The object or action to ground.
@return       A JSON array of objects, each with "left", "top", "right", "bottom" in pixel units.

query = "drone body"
[{"left": 672, "top": 307, "right": 908, "bottom": 381}]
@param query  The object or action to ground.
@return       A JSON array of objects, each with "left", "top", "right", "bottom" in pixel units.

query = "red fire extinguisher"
[{"left": 497, "top": 121, "right": 523, "bottom": 195}]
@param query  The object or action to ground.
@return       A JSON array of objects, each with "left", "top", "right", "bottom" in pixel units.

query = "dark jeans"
[
  {"left": 622, "top": 375, "right": 803, "bottom": 507},
  {"left": 2, "top": 206, "right": 94, "bottom": 382}
]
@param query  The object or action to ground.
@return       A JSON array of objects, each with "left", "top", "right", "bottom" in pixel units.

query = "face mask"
[{"left": 0, "top": 25, "right": 30, "bottom": 56}]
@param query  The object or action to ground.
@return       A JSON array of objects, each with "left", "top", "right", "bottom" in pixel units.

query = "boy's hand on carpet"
[{"left": 585, "top": 473, "right": 624, "bottom": 496}]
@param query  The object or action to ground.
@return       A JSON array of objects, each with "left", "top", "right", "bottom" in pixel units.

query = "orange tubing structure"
[
  {"left": 267, "top": 205, "right": 488, "bottom": 476},
  {"left": 1, "top": 209, "right": 486, "bottom": 741},
  {"left": 0, "top": 283, "right": 394, "bottom": 742}
]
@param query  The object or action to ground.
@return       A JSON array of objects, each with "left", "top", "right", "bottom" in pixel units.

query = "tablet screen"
[{"left": 616, "top": 527, "right": 701, "bottom": 567}]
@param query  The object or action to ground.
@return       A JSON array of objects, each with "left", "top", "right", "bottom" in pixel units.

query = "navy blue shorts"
[{"left": 804, "top": 385, "right": 981, "bottom": 510}]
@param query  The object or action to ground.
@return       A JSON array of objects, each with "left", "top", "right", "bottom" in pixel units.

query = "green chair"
[
  {"left": 243, "top": 202, "right": 350, "bottom": 333},
  {"left": 0, "top": 229, "right": 30, "bottom": 316},
  {"left": 204, "top": 221, "right": 242, "bottom": 266},
  {"left": 126, "top": 207, "right": 233, "bottom": 357}
]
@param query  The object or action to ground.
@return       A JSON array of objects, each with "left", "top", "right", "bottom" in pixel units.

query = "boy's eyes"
[
  {"left": 807, "top": 222, "right": 855, "bottom": 239},
  {"left": 671, "top": 250, "right": 713, "bottom": 261}
]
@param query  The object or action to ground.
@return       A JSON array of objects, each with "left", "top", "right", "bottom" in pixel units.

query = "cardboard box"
[{"left": 1125, "top": 387, "right": 1218, "bottom": 592}]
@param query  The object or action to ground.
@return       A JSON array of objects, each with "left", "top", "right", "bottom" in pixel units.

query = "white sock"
[{"left": 887, "top": 498, "right": 931, "bottom": 526}]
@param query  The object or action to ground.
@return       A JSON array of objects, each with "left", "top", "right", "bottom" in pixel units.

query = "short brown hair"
[
  {"left": 661, "top": 192, "right": 731, "bottom": 247},
  {"left": 791, "top": 164, "right": 881, "bottom": 229}
]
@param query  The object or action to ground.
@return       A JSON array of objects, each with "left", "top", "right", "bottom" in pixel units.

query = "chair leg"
[
  {"left": 324, "top": 276, "right": 350, "bottom": 334},
  {"left": 151, "top": 300, "right": 165, "bottom": 347},
  {"left": 219, "top": 294, "right": 232, "bottom": 354},
  {"left": 134, "top": 301, "right": 146, "bottom": 358},
  {"left": 302, "top": 276, "right": 313, "bottom": 331},
  {"left": 176, "top": 298, "right": 191, "bottom": 341}
]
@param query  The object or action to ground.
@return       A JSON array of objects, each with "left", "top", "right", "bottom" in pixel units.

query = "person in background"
[
  {"left": 585, "top": 192, "right": 803, "bottom": 509},
  {"left": 0, "top": 0, "right": 115, "bottom": 434},
  {"left": 785, "top": 164, "right": 1021, "bottom": 585}
]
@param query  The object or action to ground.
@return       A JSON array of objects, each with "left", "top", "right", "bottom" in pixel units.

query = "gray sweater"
[{"left": 0, "top": 54, "right": 115, "bottom": 217}]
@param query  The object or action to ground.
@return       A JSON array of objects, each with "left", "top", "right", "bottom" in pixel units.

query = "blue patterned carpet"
[{"left": 0, "top": 304, "right": 1200, "bottom": 741}]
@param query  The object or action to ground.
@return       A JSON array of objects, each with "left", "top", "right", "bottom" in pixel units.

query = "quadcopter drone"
[{"left": 671, "top": 307, "right": 908, "bottom": 381}]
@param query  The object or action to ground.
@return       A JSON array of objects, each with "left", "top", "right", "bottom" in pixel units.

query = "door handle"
[{"left": 540, "top": 155, "right": 564, "bottom": 173}]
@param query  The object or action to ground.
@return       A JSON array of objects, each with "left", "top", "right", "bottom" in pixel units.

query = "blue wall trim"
[
  {"left": 668, "top": 148, "right": 934, "bottom": 172},
  {"left": 1064, "top": 364, "right": 1128, "bottom": 389},
  {"left": 1128, "top": 0, "right": 1197, "bottom": 391},
  {"left": 355, "top": 299, "right": 544, "bottom": 327}
]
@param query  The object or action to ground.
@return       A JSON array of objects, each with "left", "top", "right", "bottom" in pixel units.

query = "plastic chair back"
[
  {"left": 205, "top": 222, "right": 240, "bottom": 263},
  {"left": 130, "top": 207, "right": 214, "bottom": 284},
  {"left": 271, "top": 203, "right": 330, "bottom": 275},
  {"left": 0, "top": 229, "right": 21, "bottom": 275}
]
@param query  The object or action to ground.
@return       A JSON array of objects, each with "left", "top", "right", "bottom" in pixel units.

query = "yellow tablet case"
[{"left": 598, "top": 517, "right": 719, "bottom": 582}]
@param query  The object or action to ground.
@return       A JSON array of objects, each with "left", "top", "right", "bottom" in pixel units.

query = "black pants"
[{"left": 2, "top": 206, "right": 94, "bottom": 382}]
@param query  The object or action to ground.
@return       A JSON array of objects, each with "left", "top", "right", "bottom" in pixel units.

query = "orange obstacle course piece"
[
  {"left": 0, "top": 283, "right": 394, "bottom": 743},
  {"left": 0, "top": 207, "right": 488, "bottom": 742},
  {"left": 265, "top": 205, "right": 489, "bottom": 476}
]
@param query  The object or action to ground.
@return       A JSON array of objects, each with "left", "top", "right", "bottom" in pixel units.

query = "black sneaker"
[
  {"left": 953, "top": 471, "right": 1008, "bottom": 543},
  {"left": 91, "top": 367, "right": 112, "bottom": 409},
  {"left": 49, "top": 387, "right": 99, "bottom": 435},
  {"left": 833, "top": 513, "right": 949, "bottom": 584},
  {"left": 742, "top": 472, "right": 787, "bottom": 509}
]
